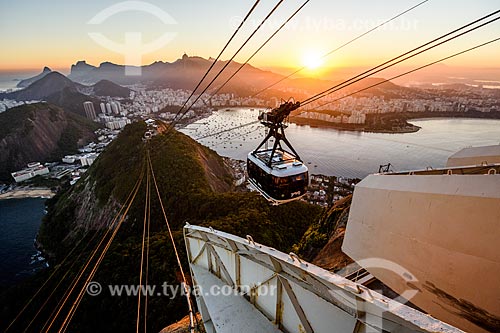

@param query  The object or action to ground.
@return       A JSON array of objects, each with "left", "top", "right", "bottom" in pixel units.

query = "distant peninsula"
[{"left": 291, "top": 110, "right": 500, "bottom": 133}]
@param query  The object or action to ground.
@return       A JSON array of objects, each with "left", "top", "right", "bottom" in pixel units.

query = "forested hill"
[
  {"left": 0, "top": 103, "right": 99, "bottom": 181},
  {"left": 1, "top": 122, "right": 322, "bottom": 332}
]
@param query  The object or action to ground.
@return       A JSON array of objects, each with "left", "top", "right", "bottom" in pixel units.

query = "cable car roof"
[{"left": 248, "top": 151, "right": 308, "bottom": 177}]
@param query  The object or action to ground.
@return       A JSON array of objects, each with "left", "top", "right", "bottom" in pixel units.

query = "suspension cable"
[
  {"left": 57, "top": 165, "right": 145, "bottom": 333},
  {"left": 170, "top": 0, "right": 309, "bottom": 134},
  {"left": 311, "top": 37, "right": 500, "bottom": 109},
  {"left": 41, "top": 168, "right": 144, "bottom": 332},
  {"left": 144, "top": 152, "right": 151, "bottom": 332},
  {"left": 167, "top": 0, "right": 262, "bottom": 129},
  {"left": 165, "top": 0, "right": 287, "bottom": 135},
  {"left": 147, "top": 149, "right": 195, "bottom": 333},
  {"left": 209, "top": 0, "right": 310, "bottom": 97},
  {"left": 164, "top": 8, "right": 499, "bottom": 147},
  {"left": 43, "top": 158, "right": 145, "bottom": 332},
  {"left": 301, "top": 9, "right": 500, "bottom": 106},
  {"left": 21, "top": 230, "right": 103, "bottom": 333},
  {"left": 136, "top": 154, "right": 150, "bottom": 333},
  {"left": 170, "top": 5, "right": 500, "bottom": 143},
  {"left": 251, "top": 0, "right": 430, "bottom": 98},
  {"left": 189, "top": 34, "right": 500, "bottom": 144},
  {"left": 5, "top": 230, "right": 90, "bottom": 332}
]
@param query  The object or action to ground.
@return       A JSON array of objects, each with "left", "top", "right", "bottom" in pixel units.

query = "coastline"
[
  {"left": 291, "top": 117, "right": 421, "bottom": 134},
  {"left": 0, "top": 187, "right": 55, "bottom": 200},
  {"left": 290, "top": 111, "right": 500, "bottom": 134}
]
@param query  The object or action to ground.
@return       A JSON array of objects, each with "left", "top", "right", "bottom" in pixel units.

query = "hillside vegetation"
[
  {"left": 293, "top": 195, "right": 354, "bottom": 272},
  {"left": 1, "top": 122, "right": 322, "bottom": 332}
]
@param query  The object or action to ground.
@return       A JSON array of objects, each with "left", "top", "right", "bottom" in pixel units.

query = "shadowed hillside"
[
  {"left": 0, "top": 103, "right": 99, "bottom": 181},
  {"left": 0, "top": 122, "right": 322, "bottom": 332},
  {"left": 0, "top": 72, "right": 101, "bottom": 117},
  {"left": 294, "top": 195, "right": 354, "bottom": 272},
  {"left": 92, "top": 79, "right": 131, "bottom": 98}
]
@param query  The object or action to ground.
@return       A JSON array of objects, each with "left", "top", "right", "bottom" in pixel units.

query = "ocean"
[
  {"left": 0, "top": 198, "right": 48, "bottom": 287},
  {"left": 181, "top": 108, "right": 500, "bottom": 178},
  {"left": 0, "top": 71, "right": 39, "bottom": 92}
]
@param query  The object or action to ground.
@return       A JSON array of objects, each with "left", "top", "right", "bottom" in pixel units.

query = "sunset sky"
[{"left": 0, "top": 0, "right": 499, "bottom": 73}]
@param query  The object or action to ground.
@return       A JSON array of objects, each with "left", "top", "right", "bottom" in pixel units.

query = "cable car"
[
  {"left": 247, "top": 100, "right": 309, "bottom": 205},
  {"left": 143, "top": 130, "right": 153, "bottom": 141}
]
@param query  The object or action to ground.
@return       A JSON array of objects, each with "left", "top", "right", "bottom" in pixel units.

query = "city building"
[
  {"left": 0, "top": 99, "right": 40, "bottom": 113},
  {"left": 11, "top": 162, "right": 50, "bottom": 182},
  {"left": 105, "top": 118, "right": 131, "bottom": 130},
  {"left": 83, "top": 101, "right": 96, "bottom": 120},
  {"left": 62, "top": 155, "right": 78, "bottom": 164},
  {"left": 111, "top": 101, "right": 119, "bottom": 114},
  {"left": 79, "top": 153, "right": 98, "bottom": 166}
]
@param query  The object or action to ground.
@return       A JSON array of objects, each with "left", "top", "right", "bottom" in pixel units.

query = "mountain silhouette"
[{"left": 16, "top": 67, "right": 52, "bottom": 88}]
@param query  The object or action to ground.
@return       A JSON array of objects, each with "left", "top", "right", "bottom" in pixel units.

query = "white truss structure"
[{"left": 184, "top": 225, "right": 463, "bottom": 333}]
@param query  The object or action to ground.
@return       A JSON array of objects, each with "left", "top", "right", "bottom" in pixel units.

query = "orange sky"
[{"left": 1, "top": 0, "right": 498, "bottom": 73}]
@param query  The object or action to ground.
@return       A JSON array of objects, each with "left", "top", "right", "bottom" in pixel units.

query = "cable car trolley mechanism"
[{"left": 247, "top": 99, "right": 309, "bottom": 205}]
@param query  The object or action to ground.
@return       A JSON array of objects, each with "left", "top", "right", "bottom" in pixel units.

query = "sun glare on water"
[{"left": 302, "top": 50, "right": 324, "bottom": 70}]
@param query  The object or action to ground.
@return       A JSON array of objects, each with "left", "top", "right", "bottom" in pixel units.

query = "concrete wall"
[
  {"left": 447, "top": 145, "right": 500, "bottom": 167},
  {"left": 343, "top": 174, "right": 500, "bottom": 333}
]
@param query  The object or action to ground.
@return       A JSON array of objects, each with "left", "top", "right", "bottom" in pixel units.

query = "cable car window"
[{"left": 293, "top": 174, "right": 304, "bottom": 182}]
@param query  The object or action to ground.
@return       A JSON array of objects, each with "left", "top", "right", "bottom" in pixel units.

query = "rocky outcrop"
[
  {"left": 66, "top": 55, "right": 284, "bottom": 92},
  {"left": 68, "top": 60, "right": 97, "bottom": 84},
  {"left": 16, "top": 67, "right": 52, "bottom": 88},
  {"left": 159, "top": 314, "right": 203, "bottom": 333},
  {"left": 294, "top": 195, "right": 354, "bottom": 272}
]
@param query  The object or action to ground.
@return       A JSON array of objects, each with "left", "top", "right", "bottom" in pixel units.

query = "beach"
[{"left": 0, "top": 187, "right": 55, "bottom": 200}]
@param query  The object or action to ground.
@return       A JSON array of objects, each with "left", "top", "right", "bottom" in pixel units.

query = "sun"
[{"left": 302, "top": 50, "right": 324, "bottom": 70}]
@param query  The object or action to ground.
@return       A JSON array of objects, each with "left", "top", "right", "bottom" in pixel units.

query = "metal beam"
[
  {"left": 279, "top": 276, "right": 314, "bottom": 333},
  {"left": 206, "top": 244, "right": 235, "bottom": 288},
  {"left": 191, "top": 242, "right": 207, "bottom": 265},
  {"left": 275, "top": 276, "right": 284, "bottom": 329},
  {"left": 239, "top": 253, "right": 356, "bottom": 317}
]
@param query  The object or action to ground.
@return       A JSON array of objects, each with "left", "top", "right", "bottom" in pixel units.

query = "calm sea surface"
[
  {"left": 181, "top": 108, "right": 500, "bottom": 178},
  {"left": 0, "top": 72, "right": 38, "bottom": 91},
  {"left": 0, "top": 198, "right": 47, "bottom": 286}
]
